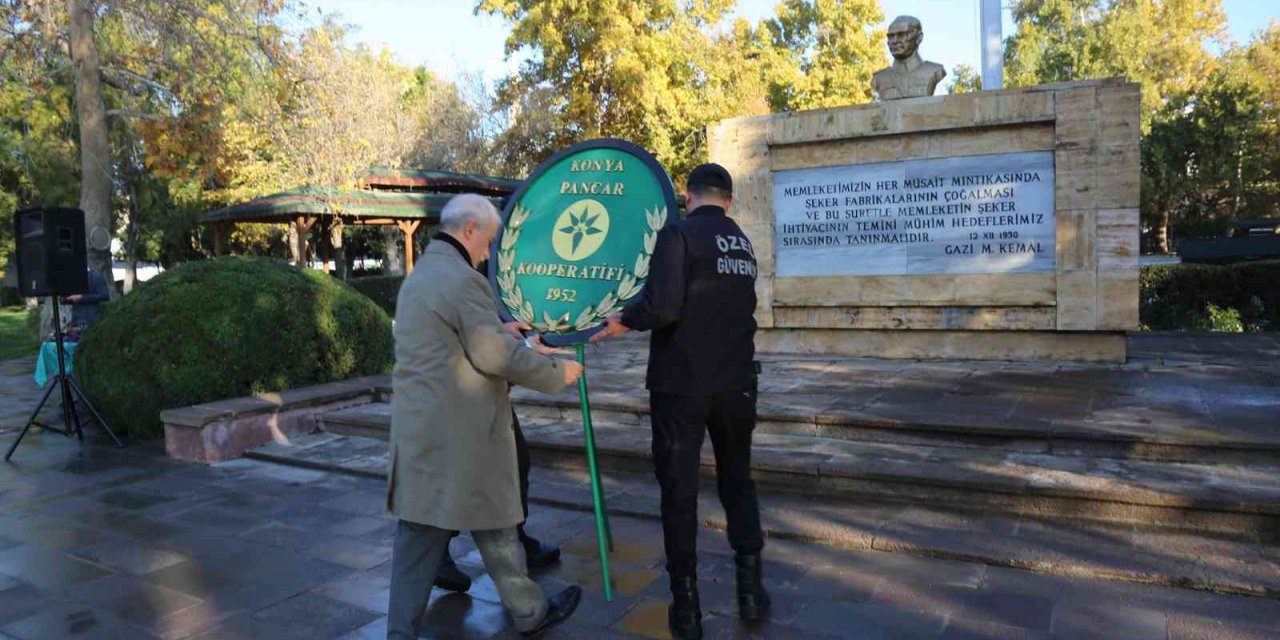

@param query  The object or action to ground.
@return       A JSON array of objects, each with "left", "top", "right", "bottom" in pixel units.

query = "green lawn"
[{"left": 0, "top": 306, "right": 38, "bottom": 361}]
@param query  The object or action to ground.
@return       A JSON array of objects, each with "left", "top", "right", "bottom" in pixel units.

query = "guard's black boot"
[
  {"left": 434, "top": 551, "right": 471, "bottom": 593},
  {"left": 735, "top": 553, "right": 771, "bottom": 622},
  {"left": 519, "top": 529, "right": 562, "bottom": 571},
  {"left": 668, "top": 575, "right": 703, "bottom": 640}
]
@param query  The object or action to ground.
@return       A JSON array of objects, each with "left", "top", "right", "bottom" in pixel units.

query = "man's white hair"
[{"left": 439, "top": 193, "right": 500, "bottom": 233}]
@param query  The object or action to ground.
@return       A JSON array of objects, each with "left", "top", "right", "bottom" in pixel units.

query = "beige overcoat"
[{"left": 387, "top": 240, "right": 566, "bottom": 530}]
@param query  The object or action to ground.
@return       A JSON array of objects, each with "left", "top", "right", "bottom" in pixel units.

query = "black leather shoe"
[
  {"left": 434, "top": 552, "right": 471, "bottom": 593},
  {"left": 735, "top": 553, "right": 771, "bottom": 622},
  {"left": 668, "top": 575, "right": 703, "bottom": 639},
  {"left": 520, "top": 585, "right": 582, "bottom": 638},
  {"left": 521, "top": 534, "right": 562, "bottom": 571}
]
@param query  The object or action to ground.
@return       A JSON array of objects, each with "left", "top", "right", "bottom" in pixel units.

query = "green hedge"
[
  {"left": 74, "top": 257, "right": 393, "bottom": 439},
  {"left": 349, "top": 275, "right": 405, "bottom": 317},
  {"left": 1140, "top": 260, "right": 1280, "bottom": 331}
]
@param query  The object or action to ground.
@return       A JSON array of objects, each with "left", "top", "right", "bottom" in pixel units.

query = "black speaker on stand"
[{"left": 7, "top": 206, "right": 124, "bottom": 461}]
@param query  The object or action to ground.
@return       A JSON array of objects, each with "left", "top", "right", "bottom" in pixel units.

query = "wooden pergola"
[{"left": 200, "top": 170, "right": 522, "bottom": 275}]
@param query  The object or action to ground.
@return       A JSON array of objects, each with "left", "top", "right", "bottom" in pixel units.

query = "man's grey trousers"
[{"left": 387, "top": 520, "right": 548, "bottom": 640}]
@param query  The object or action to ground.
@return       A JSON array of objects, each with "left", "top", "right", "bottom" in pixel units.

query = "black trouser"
[
  {"left": 514, "top": 410, "right": 531, "bottom": 526},
  {"left": 650, "top": 388, "right": 764, "bottom": 578}
]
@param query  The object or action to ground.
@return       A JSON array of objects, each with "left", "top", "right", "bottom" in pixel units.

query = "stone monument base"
[
  {"left": 709, "top": 79, "right": 1143, "bottom": 365},
  {"left": 757, "top": 329, "right": 1126, "bottom": 363}
]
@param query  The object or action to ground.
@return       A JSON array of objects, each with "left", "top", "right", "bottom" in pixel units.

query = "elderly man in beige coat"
[{"left": 387, "top": 194, "right": 583, "bottom": 639}]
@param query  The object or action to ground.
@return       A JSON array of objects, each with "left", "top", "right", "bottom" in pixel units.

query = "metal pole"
[
  {"left": 980, "top": 0, "right": 1004, "bottom": 90},
  {"left": 576, "top": 343, "right": 613, "bottom": 601},
  {"left": 51, "top": 301, "right": 78, "bottom": 440}
]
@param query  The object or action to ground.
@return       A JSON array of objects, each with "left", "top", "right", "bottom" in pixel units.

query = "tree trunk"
[
  {"left": 330, "top": 220, "right": 348, "bottom": 281},
  {"left": 124, "top": 179, "right": 140, "bottom": 294},
  {"left": 382, "top": 226, "right": 403, "bottom": 275},
  {"left": 67, "top": 0, "right": 114, "bottom": 277},
  {"left": 1156, "top": 208, "right": 1171, "bottom": 254},
  {"left": 287, "top": 224, "right": 301, "bottom": 264}
]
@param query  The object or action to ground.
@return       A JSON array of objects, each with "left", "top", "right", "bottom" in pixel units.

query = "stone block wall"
[{"left": 708, "top": 79, "right": 1141, "bottom": 362}]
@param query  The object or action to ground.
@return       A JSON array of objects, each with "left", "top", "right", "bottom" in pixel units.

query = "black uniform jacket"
[{"left": 621, "top": 205, "right": 758, "bottom": 395}]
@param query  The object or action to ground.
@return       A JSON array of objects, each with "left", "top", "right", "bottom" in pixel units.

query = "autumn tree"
[
  {"left": 403, "top": 69, "right": 492, "bottom": 175},
  {"left": 948, "top": 64, "right": 982, "bottom": 94},
  {"left": 745, "top": 0, "right": 885, "bottom": 112},
  {"left": 1, "top": 0, "right": 294, "bottom": 278},
  {"left": 477, "top": 0, "right": 769, "bottom": 181},
  {"left": 0, "top": 5, "right": 80, "bottom": 274},
  {"left": 1142, "top": 22, "right": 1280, "bottom": 250},
  {"left": 1004, "top": 0, "right": 1228, "bottom": 126}
]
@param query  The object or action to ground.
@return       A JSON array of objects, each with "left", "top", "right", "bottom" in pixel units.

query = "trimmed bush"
[
  {"left": 1140, "top": 260, "right": 1280, "bottom": 331},
  {"left": 74, "top": 257, "right": 393, "bottom": 439},
  {"left": 349, "top": 274, "right": 405, "bottom": 317}
]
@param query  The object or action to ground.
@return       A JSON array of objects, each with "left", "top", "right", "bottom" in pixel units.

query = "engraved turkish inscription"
[{"left": 773, "top": 151, "right": 1056, "bottom": 277}]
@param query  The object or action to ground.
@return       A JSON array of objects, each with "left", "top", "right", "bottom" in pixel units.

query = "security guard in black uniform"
[{"left": 593, "top": 163, "right": 767, "bottom": 639}]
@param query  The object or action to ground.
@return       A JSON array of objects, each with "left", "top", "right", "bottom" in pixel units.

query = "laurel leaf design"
[
  {"left": 574, "top": 305, "right": 597, "bottom": 330},
  {"left": 496, "top": 201, "right": 664, "bottom": 334}
]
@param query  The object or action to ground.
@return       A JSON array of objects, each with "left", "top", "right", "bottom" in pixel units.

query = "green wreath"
[{"left": 497, "top": 204, "right": 666, "bottom": 333}]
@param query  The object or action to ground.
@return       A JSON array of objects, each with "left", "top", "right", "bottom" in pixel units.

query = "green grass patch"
[{"left": 0, "top": 306, "right": 39, "bottom": 361}]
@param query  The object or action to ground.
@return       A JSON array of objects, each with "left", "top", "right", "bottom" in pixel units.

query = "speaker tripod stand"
[{"left": 5, "top": 299, "right": 124, "bottom": 461}]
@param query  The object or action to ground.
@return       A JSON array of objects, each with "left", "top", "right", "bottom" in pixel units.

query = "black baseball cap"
[{"left": 687, "top": 163, "right": 733, "bottom": 194}]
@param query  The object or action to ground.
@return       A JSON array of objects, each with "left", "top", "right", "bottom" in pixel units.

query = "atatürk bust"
[{"left": 872, "top": 16, "right": 946, "bottom": 100}]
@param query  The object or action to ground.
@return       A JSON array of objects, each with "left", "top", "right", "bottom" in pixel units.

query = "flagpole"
[
  {"left": 576, "top": 342, "right": 614, "bottom": 601},
  {"left": 980, "top": 0, "right": 1004, "bottom": 90}
]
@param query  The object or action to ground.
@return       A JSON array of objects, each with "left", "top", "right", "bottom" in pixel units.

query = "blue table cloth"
[{"left": 34, "top": 341, "right": 76, "bottom": 387}]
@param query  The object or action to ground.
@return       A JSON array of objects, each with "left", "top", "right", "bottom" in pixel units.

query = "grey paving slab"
[
  {"left": 1050, "top": 601, "right": 1167, "bottom": 639},
  {"left": 1166, "top": 614, "right": 1280, "bottom": 640},
  {"left": 0, "top": 543, "right": 115, "bottom": 592},
  {"left": 249, "top": 593, "right": 379, "bottom": 639},
  {"left": 0, "top": 601, "right": 145, "bottom": 640},
  {"left": 67, "top": 537, "right": 189, "bottom": 576},
  {"left": 790, "top": 599, "right": 947, "bottom": 639},
  {"left": 0, "top": 584, "right": 55, "bottom": 627}
]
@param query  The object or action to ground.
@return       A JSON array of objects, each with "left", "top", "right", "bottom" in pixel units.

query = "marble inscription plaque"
[{"left": 773, "top": 151, "right": 1055, "bottom": 277}]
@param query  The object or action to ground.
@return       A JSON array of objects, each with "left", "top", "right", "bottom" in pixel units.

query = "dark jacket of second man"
[{"left": 621, "top": 204, "right": 758, "bottom": 395}]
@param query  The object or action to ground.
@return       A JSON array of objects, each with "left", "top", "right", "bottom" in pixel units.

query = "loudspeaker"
[{"left": 14, "top": 206, "right": 88, "bottom": 297}]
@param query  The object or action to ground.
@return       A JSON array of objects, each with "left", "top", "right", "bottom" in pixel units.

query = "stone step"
[
  {"left": 244, "top": 431, "right": 1280, "bottom": 599},
  {"left": 365, "top": 377, "right": 1280, "bottom": 464},
  {"left": 316, "top": 402, "right": 1280, "bottom": 534},
  {"left": 504, "top": 388, "right": 1280, "bottom": 465}
]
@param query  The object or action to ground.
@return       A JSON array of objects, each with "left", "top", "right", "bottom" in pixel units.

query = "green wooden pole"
[{"left": 576, "top": 343, "right": 614, "bottom": 601}]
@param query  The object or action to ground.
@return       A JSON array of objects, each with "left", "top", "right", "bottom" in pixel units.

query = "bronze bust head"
[{"left": 872, "top": 16, "right": 946, "bottom": 100}]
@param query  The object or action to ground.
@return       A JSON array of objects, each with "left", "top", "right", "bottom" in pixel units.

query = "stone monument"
[
  {"left": 872, "top": 16, "right": 946, "bottom": 100},
  {"left": 708, "top": 76, "right": 1142, "bottom": 362}
]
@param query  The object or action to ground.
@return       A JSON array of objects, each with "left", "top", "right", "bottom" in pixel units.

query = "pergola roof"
[
  {"left": 199, "top": 186, "right": 504, "bottom": 225},
  {"left": 357, "top": 167, "right": 524, "bottom": 196}
]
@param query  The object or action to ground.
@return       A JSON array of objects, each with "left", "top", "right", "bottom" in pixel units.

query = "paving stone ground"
[
  {"left": 2, "top": 332, "right": 1279, "bottom": 639},
  {"left": 250, "top": 431, "right": 1280, "bottom": 599},
  {"left": 1, "top": 426, "right": 1278, "bottom": 639},
  {"left": 0, "top": 358, "right": 57, "bottom": 437}
]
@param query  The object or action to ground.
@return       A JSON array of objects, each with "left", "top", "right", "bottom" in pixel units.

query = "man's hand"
[
  {"left": 502, "top": 320, "right": 531, "bottom": 340},
  {"left": 590, "top": 314, "right": 630, "bottom": 343},
  {"left": 528, "top": 333, "right": 569, "bottom": 356},
  {"left": 63, "top": 295, "right": 82, "bottom": 304},
  {"left": 562, "top": 360, "right": 584, "bottom": 385}
]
